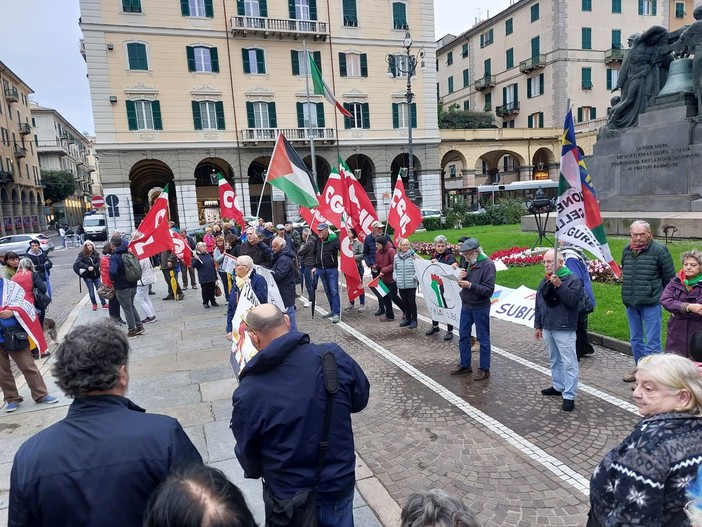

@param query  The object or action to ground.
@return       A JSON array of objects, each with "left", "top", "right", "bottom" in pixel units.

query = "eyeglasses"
[{"left": 241, "top": 312, "right": 256, "bottom": 335}]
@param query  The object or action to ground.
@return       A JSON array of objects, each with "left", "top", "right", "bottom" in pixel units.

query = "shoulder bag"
[
  {"left": 261, "top": 350, "right": 339, "bottom": 527},
  {"left": 97, "top": 284, "right": 115, "bottom": 300},
  {"left": 3, "top": 325, "right": 30, "bottom": 351}
]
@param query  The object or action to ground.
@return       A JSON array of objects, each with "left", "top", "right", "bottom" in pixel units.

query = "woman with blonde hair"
[{"left": 589, "top": 353, "right": 702, "bottom": 526}]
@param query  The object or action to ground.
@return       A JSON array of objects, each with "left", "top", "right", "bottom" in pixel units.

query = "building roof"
[{"left": 0, "top": 59, "right": 34, "bottom": 94}]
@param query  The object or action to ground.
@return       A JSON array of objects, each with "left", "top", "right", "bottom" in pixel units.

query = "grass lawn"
[{"left": 410, "top": 224, "right": 702, "bottom": 343}]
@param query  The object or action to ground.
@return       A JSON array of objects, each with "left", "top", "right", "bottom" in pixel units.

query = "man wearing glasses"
[
  {"left": 231, "top": 303, "right": 370, "bottom": 526},
  {"left": 620, "top": 220, "right": 675, "bottom": 382}
]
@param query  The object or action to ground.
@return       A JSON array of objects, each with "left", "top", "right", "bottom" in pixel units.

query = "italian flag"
[
  {"left": 266, "top": 133, "right": 319, "bottom": 208},
  {"left": 368, "top": 276, "right": 389, "bottom": 298},
  {"left": 309, "top": 53, "right": 353, "bottom": 118}
]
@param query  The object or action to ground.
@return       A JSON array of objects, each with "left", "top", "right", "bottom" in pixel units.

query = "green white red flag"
[
  {"left": 309, "top": 53, "right": 352, "bottom": 118},
  {"left": 267, "top": 133, "right": 320, "bottom": 209},
  {"left": 556, "top": 110, "right": 621, "bottom": 277}
]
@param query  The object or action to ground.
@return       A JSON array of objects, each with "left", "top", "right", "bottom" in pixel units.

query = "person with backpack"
[
  {"left": 74, "top": 241, "right": 108, "bottom": 311},
  {"left": 108, "top": 235, "right": 144, "bottom": 339}
]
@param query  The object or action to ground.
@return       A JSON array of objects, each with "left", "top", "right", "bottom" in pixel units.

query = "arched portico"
[{"left": 129, "top": 159, "right": 178, "bottom": 228}]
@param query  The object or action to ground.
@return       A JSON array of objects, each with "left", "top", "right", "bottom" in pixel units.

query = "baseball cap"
[
  {"left": 371, "top": 220, "right": 384, "bottom": 228},
  {"left": 317, "top": 223, "right": 329, "bottom": 230},
  {"left": 276, "top": 224, "right": 285, "bottom": 229}
]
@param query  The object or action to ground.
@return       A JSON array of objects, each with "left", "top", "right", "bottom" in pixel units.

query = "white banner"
[
  {"left": 254, "top": 265, "right": 285, "bottom": 311},
  {"left": 491, "top": 285, "right": 537, "bottom": 328},
  {"left": 414, "top": 259, "right": 462, "bottom": 327},
  {"left": 230, "top": 283, "right": 260, "bottom": 376},
  {"left": 220, "top": 253, "right": 236, "bottom": 275}
]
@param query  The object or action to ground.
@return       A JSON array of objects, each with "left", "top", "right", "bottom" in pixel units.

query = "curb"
[{"left": 587, "top": 331, "right": 632, "bottom": 356}]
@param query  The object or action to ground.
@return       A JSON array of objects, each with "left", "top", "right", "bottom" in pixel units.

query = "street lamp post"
[{"left": 387, "top": 28, "right": 424, "bottom": 203}]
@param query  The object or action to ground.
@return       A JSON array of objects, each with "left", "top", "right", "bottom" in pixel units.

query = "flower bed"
[{"left": 490, "top": 246, "right": 544, "bottom": 267}]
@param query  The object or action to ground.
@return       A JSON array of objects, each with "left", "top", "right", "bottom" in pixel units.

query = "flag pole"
[
  {"left": 554, "top": 98, "right": 571, "bottom": 265},
  {"left": 255, "top": 168, "right": 269, "bottom": 219},
  {"left": 303, "top": 40, "right": 318, "bottom": 186}
]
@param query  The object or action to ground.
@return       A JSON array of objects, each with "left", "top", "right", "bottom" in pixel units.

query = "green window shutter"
[
  {"left": 237, "top": 0, "right": 245, "bottom": 15},
  {"left": 652, "top": 0, "right": 657, "bottom": 15},
  {"left": 527, "top": 78, "right": 532, "bottom": 98},
  {"left": 257, "top": 49, "right": 266, "bottom": 74},
  {"left": 192, "top": 101, "right": 202, "bottom": 130},
  {"left": 514, "top": 84, "right": 518, "bottom": 103},
  {"left": 388, "top": 55, "right": 396, "bottom": 76},
  {"left": 506, "top": 48, "right": 513, "bottom": 69},
  {"left": 480, "top": 34, "right": 484, "bottom": 48},
  {"left": 204, "top": 0, "right": 214, "bottom": 17},
  {"left": 612, "top": 30, "right": 621, "bottom": 48},
  {"left": 531, "top": 37, "right": 540, "bottom": 57},
  {"left": 502, "top": 86, "right": 507, "bottom": 105},
  {"left": 260, "top": 0, "right": 267, "bottom": 16},
  {"left": 539, "top": 113, "right": 544, "bottom": 128},
  {"left": 361, "top": 103, "right": 370, "bottom": 129},
  {"left": 242, "top": 49, "right": 251, "bottom": 74},
  {"left": 313, "top": 51, "right": 321, "bottom": 73},
  {"left": 613, "top": 0, "right": 621, "bottom": 13},
  {"left": 539, "top": 73, "right": 544, "bottom": 93},
  {"left": 606, "top": 69, "right": 612, "bottom": 90},
  {"left": 463, "top": 69, "right": 469, "bottom": 88},
  {"left": 297, "top": 102, "right": 305, "bottom": 128},
  {"left": 339, "top": 53, "right": 347, "bottom": 77},
  {"left": 591, "top": 107, "right": 597, "bottom": 119},
  {"left": 268, "top": 102, "right": 277, "bottom": 128},
  {"left": 316, "top": 102, "right": 325, "bottom": 127},
  {"left": 392, "top": 103, "right": 399, "bottom": 128},
  {"left": 577, "top": 107, "right": 583, "bottom": 122},
  {"left": 343, "top": 0, "right": 357, "bottom": 25},
  {"left": 531, "top": 3, "right": 539, "bottom": 21},
  {"left": 289, "top": 0, "right": 296, "bottom": 19},
  {"left": 582, "top": 28, "right": 591, "bottom": 50},
  {"left": 292, "top": 50, "right": 300, "bottom": 75},
  {"left": 582, "top": 0, "right": 592, "bottom": 11},
  {"left": 127, "top": 43, "right": 148, "bottom": 70},
  {"left": 410, "top": 103, "right": 417, "bottom": 128},
  {"left": 527, "top": 115, "right": 533, "bottom": 128},
  {"left": 186, "top": 46, "right": 196, "bottom": 72},
  {"left": 246, "top": 102, "right": 255, "bottom": 128},
  {"left": 309, "top": 0, "right": 317, "bottom": 20},
  {"left": 360, "top": 54, "right": 368, "bottom": 77},
  {"left": 505, "top": 18, "right": 513, "bottom": 35},
  {"left": 181, "top": 0, "right": 190, "bottom": 16},
  {"left": 392, "top": 3, "right": 406, "bottom": 29},
  {"left": 638, "top": 0, "right": 644, "bottom": 14},
  {"left": 152, "top": 100, "right": 162, "bottom": 130},
  {"left": 343, "top": 104, "right": 351, "bottom": 129},
  {"left": 582, "top": 67, "right": 592, "bottom": 87},
  {"left": 126, "top": 101, "right": 138, "bottom": 130},
  {"left": 210, "top": 48, "right": 219, "bottom": 72},
  {"left": 215, "top": 101, "right": 225, "bottom": 129},
  {"left": 484, "top": 58, "right": 491, "bottom": 76},
  {"left": 463, "top": 100, "right": 469, "bottom": 111},
  {"left": 448, "top": 76, "right": 453, "bottom": 93},
  {"left": 485, "top": 93, "right": 491, "bottom": 110}
]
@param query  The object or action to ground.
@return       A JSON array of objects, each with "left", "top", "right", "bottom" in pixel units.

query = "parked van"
[{"left": 83, "top": 211, "right": 108, "bottom": 241}]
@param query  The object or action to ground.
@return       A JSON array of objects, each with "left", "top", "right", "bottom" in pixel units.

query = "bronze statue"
[{"left": 675, "top": 6, "right": 702, "bottom": 116}]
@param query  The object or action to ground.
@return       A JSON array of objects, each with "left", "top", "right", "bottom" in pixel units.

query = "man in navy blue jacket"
[
  {"left": 270, "top": 237, "right": 298, "bottom": 331},
  {"left": 9, "top": 320, "right": 202, "bottom": 527},
  {"left": 231, "top": 303, "right": 370, "bottom": 527}
]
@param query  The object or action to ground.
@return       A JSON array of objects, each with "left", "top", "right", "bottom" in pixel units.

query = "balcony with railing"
[
  {"left": 496, "top": 101, "right": 520, "bottom": 117},
  {"left": 37, "top": 139, "right": 69, "bottom": 155},
  {"left": 19, "top": 123, "right": 31, "bottom": 136},
  {"left": 605, "top": 47, "right": 625, "bottom": 64},
  {"left": 241, "top": 127, "right": 336, "bottom": 144},
  {"left": 231, "top": 16, "right": 328, "bottom": 40},
  {"left": 519, "top": 54, "right": 546, "bottom": 73},
  {"left": 474, "top": 75, "right": 496, "bottom": 91},
  {"left": 3, "top": 86, "right": 18, "bottom": 103},
  {"left": 13, "top": 144, "right": 26, "bottom": 159}
]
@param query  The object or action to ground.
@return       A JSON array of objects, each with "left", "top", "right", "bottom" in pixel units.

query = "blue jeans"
[
  {"left": 543, "top": 329, "right": 579, "bottom": 400},
  {"left": 302, "top": 265, "right": 316, "bottom": 299},
  {"left": 458, "top": 306, "right": 491, "bottom": 370},
  {"left": 317, "top": 268, "right": 340, "bottom": 316},
  {"left": 626, "top": 305, "right": 663, "bottom": 363},
  {"left": 317, "top": 490, "right": 354, "bottom": 527},
  {"left": 83, "top": 277, "right": 106, "bottom": 306},
  {"left": 286, "top": 305, "right": 298, "bottom": 331}
]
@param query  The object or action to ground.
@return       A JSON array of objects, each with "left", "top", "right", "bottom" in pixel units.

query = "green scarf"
[
  {"left": 555, "top": 266, "right": 572, "bottom": 278},
  {"left": 682, "top": 270, "right": 702, "bottom": 292},
  {"left": 469, "top": 253, "right": 488, "bottom": 269}
]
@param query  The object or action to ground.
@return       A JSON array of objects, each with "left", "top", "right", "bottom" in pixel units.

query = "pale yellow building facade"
[
  {"left": 79, "top": 0, "right": 440, "bottom": 229},
  {"left": 0, "top": 61, "right": 46, "bottom": 235}
]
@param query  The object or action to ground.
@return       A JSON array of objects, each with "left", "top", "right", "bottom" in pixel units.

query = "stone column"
[
  {"left": 518, "top": 165, "right": 534, "bottom": 181},
  {"left": 374, "top": 174, "right": 392, "bottom": 221},
  {"left": 176, "top": 183, "right": 198, "bottom": 230}
]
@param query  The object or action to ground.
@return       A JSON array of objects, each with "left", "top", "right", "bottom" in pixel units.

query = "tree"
[
  {"left": 438, "top": 101, "right": 496, "bottom": 129},
  {"left": 41, "top": 170, "right": 76, "bottom": 205}
]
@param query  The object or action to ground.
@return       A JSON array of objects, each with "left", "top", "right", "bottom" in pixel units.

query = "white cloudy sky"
[{"left": 0, "top": 0, "right": 511, "bottom": 136}]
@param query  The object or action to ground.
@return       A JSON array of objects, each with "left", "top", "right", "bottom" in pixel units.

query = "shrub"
[{"left": 421, "top": 217, "right": 442, "bottom": 231}]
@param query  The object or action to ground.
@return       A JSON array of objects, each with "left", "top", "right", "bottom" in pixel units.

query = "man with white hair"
[
  {"left": 620, "top": 220, "right": 675, "bottom": 382},
  {"left": 534, "top": 249, "right": 583, "bottom": 412}
]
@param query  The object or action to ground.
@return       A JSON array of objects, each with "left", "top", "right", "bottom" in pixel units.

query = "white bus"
[{"left": 477, "top": 180, "right": 558, "bottom": 207}]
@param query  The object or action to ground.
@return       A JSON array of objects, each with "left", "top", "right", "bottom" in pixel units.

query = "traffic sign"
[
  {"left": 91, "top": 195, "right": 105, "bottom": 208},
  {"left": 105, "top": 194, "right": 119, "bottom": 207}
]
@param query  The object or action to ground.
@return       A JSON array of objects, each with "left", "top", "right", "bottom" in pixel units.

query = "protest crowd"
[{"left": 6, "top": 130, "right": 702, "bottom": 527}]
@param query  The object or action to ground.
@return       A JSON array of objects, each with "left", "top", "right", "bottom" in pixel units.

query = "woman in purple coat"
[{"left": 661, "top": 249, "right": 702, "bottom": 357}]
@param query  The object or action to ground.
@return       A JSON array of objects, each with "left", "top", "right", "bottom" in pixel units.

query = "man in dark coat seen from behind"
[
  {"left": 9, "top": 320, "right": 202, "bottom": 527},
  {"left": 231, "top": 304, "right": 370, "bottom": 527}
]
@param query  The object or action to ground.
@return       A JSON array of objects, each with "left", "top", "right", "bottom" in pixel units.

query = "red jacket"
[
  {"left": 100, "top": 255, "right": 113, "bottom": 288},
  {"left": 375, "top": 246, "right": 397, "bottom": 284}
]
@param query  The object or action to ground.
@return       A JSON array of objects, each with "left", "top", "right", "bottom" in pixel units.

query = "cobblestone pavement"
[{"left": 0, "top": 257, "right": 645, "bottom": 526}]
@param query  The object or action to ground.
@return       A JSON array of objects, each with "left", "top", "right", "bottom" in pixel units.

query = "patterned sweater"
[{"left": 589, "top": 412, "right": 702, "bottom": 526}]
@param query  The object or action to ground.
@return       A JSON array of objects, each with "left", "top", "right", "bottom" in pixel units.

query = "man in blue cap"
[{"left": 451, "top": 238, "right": 496, "bottom": 381}]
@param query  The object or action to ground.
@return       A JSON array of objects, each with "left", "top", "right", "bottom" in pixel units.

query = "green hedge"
[
  {"left": 421, "top": 217, "right": 442, "bottom": 231},
  {"left": 444, "top": 198, "right": 526, "bottom": 228}
]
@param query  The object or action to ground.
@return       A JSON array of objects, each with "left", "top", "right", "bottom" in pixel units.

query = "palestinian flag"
[
  {"left": 267, "top": 133, "right": 319, "bottom": 208},
  {"left": 368, "top": 275, "right": 389, "bottom": 298},
  {"left": 556, "top": 109, "right": 621, "bottom": 277},
  {"left": 309, "top": 53, "right": 352, "bottom": 118}
]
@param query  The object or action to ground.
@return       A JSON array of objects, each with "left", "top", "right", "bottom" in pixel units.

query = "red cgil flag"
[
  {"left": 129, "top": 185, "right": 174, "bottom": 260},
  {"left": 298, "top": 206, "right": 331, "bottom": 232},
  {"left": 339, "top": 157, "right": 378, "bottom": 240},
  {"left": 339, "top": 217, "right": 365, "bottom": 302},
  {"left": 387, "top": 177, "right": 423, "bottom": 242},
  {"left": 217, "top": 173, "right": 247, "bottom": 229}
]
